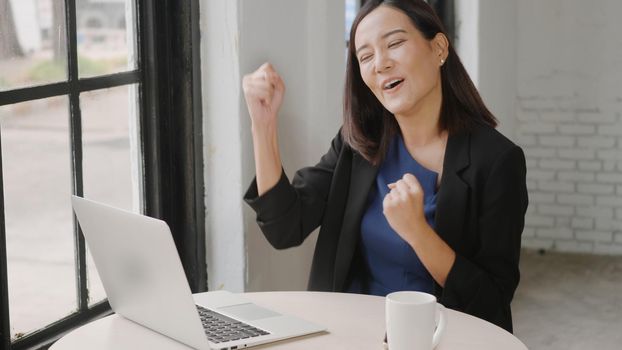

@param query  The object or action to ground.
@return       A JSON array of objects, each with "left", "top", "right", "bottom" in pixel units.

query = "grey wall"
[
  {"left": 201, "top": 0, "right": 622, "bottom": 295},
  {"left": 200, "top": 0, "right": 345, "bottom": 292},
  {"left": 477, "top": 0, "right": 517, "bottom": 140},
  {"left": 457, "top": 0, "right": 622, "bottom": 255},
  {"left": 516, "top": 0, "right": 622, "bottom": 254}
]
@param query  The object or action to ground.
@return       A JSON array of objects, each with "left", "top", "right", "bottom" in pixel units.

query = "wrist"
[
  {"left": 252, "top": 123, "right": 279, "bottom": 150},
  {"left": 405, "top": 220, "right": 432, "bottom": 248},
  {"left": 251, "top": 120, "right": 278, "bottom": 136}
]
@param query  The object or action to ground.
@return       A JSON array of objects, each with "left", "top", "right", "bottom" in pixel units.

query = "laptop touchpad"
[{"left": 218, "top": 303, "right": 281, "bottom": 321}]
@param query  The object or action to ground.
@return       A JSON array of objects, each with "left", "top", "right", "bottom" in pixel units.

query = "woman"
[{"left": 242, "top": 0, "right": 528, "bottom": 333}]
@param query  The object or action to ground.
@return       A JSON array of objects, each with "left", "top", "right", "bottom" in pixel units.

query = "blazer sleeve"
[
  {"left": 440, "top": 145, "right": 528, "bottom": 329},
  {"left": 243, "top": 131, "right": 344, "bottom": 249}
]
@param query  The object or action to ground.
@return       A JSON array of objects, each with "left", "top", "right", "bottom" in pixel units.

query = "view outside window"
[
  {"left": 0, "top": 96, "right": 76, "bottom": 337},
  {"left": 81, "top": 84, "right": 141, "bottom": 306},
  {"left": 77, "top": 0, "right": 136, "bottom": 77},
  {"left": 346, "top": 0, "right": 359, "bottom": 42},
  {"left": 0, "top": 0, "right": 67, "bottom": 91},
  {"left": 0, "top": 0, "right": 139, "bottom": 341}
]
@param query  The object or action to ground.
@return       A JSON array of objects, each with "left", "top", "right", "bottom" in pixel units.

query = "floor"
[{"left": 513, "top": 249, "right": 622, "bottom": 349}]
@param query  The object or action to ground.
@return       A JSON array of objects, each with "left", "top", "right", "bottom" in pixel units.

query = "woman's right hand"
[
  {"left": 242, "top": 62, "right": 285, "bottom": 129},
  {"left": 242, "top": 63, "right": 285, "bottom": 195}
]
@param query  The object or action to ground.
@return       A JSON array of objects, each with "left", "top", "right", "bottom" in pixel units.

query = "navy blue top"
[{"left": 347, "top": 134, "right": 438, "bottom": 296}]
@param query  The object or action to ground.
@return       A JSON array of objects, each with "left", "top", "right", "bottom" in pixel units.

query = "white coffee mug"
[{"left": 385, "top": 291, "right": 446, "bottom": 350}]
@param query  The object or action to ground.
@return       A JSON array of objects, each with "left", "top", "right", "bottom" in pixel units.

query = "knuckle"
[{"left": 242, "top": 77, "right": 251, "bottom": 87}]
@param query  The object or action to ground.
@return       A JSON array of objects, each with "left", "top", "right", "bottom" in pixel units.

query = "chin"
[{"left": 382, "top": 101, "right": 411, "bottom": 116}]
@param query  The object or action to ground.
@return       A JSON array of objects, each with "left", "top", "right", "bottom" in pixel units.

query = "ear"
[{"left": 432, "top": 33, "right": 449, "bottom": 60}]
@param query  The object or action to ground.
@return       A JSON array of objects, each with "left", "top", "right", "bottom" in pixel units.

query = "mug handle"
[{"left": 432, "top": 303, "right": 446, "bottom": 348}]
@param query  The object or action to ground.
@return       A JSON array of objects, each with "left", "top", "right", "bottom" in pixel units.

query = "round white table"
[{"left": 51, "top": 291, "right": 527, "bottom": 350}]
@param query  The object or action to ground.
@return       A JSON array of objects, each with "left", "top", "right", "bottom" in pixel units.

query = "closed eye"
[
  {"left": 359, "top": 54, "right": 373, "bottom": 63},
  {"left": 388, "top": 39, "right": 405, "bottom": 48}
]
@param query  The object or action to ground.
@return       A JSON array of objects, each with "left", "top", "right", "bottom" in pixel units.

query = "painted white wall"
[
  {"left": 457, "top": 0, "right": 622, "bottom": 255},
  {"left": 200, "top": 0, "right": 345, "bottom": 292},
  {"left": 455, "top": 0, "right": 517, "bottom": 141},
  {"left": 515, "top": 0, "right": 622, "bottom": 255},
  {"left": 454, "top": 0, "right": 479, "bottom": 87},
  {"left": 201, "top": 0, "right": 246, "bottom": 292},
  {"left": 477, "top": 0, "right": 517, "bottom": 140}
]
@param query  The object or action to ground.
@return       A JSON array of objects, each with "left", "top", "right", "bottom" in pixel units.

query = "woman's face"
[{"left": 354, "top": 5, "right": 446, "bottom": 117}]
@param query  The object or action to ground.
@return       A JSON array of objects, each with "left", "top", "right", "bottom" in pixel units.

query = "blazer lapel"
[
  {"left": 332, "top": 152, "right": 378, "bottom": 291},
  {"left": 435, "top": 130, "right": 471, "bottom": 248},
  {"left": 331, "top": 130, "right": 470, "bottom": 291}
]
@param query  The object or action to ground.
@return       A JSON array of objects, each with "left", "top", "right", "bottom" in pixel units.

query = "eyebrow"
[{"left": 355, "top": 29, "right": 407, "bottom": 56}]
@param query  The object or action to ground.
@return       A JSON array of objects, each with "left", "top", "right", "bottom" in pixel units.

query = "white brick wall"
[{"left": 516, "top": 0, "right": 622, "bottom": 255}]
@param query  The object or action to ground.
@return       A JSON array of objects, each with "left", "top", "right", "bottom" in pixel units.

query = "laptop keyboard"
[{"left": 196, "top": 305, "right": 270, "bottom": 344}]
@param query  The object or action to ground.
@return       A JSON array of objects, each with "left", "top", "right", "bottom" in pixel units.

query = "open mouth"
[{"left": 383, "top": 79, "right": 404, "bottom": 91}]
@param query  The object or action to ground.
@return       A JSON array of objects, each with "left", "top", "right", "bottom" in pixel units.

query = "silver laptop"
[{"left": 71, "top": 196, "right": 325, "bottom": 350}]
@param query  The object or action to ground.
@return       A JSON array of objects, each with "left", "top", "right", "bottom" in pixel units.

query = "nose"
[{"left": 374, "top": 51, "right": 393, "bottom": 73}]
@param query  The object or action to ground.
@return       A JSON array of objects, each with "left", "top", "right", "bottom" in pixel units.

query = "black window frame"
[
  {"left": 428, "top": 0, "right": 455, "bottom": 41},
  {"left": 0, "top": 0, "right": 205, "bottom": 349}
]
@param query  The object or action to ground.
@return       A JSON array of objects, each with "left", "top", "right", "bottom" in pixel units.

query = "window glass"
[
  {"left": 80, "top": 84, "right": 141, "bottom": 305},
  {"left": 0, "top": 0, "right": 68, "bottom": 91},
  {"left": 345, "top": 0, "right": 359, "bottom": 42},
  {"left": 76, "top": 0, "right": 137, "bottom": 78},
  {"left": 1, "top": 96, "right": 75, "bottom": 340}
]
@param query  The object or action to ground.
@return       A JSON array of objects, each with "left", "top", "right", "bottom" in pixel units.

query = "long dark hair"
[{"left": 342, "top": 0, "right": 497, "bottom": 165}]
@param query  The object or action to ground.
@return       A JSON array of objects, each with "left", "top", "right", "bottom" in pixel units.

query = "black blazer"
[{"left": 244, "top": 123, "right": 528, "bottom": 332}]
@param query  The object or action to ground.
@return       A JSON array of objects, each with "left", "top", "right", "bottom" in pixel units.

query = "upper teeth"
[{"left": 384, "top": 79, "right": 402, "bottom": 89}]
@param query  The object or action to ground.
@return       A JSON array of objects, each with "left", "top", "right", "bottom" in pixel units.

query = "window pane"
[
  {"left": 1, "top": 96, "right": 75, "bottom": 340},
  {"left": 80, "top": 84, "right": 141, "bottom": 305},
  {"left": 77, "top": 0, "right": 137, "bottom": 78},
  {"left": 345, "top": 0, "right": 359, "bottom": 41},
  {"left": 0, "top": 0, "right": 68, "bottom": 91}
]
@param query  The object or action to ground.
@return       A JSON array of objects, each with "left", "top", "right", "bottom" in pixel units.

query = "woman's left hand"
[{"left": 383, "top": 173, "right": 428, "bottom": 244}]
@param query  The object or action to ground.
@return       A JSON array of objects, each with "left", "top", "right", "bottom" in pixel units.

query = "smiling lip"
[
  {"left": 382, "top": 78, "right": 405, "bottom": 94},
  {"left": 381, "top": 77, "right": 405, "bottom": 90}
]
